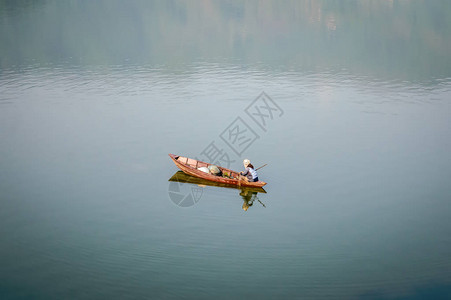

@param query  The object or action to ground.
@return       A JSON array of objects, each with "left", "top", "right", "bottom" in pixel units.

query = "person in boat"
[{"left": 239, "top": 159, "right": 259, "bottom": 182}]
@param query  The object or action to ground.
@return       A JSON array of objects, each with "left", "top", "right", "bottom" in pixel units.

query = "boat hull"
[
  {"left": 168, "top": 154, "right": 267, "bottom": 188},
  {"left": 169, "top": 171, "right": 267, "bottom": 193}
]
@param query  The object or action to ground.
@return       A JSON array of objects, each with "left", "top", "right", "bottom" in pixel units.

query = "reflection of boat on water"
[
  {"left": 168, "top": 154, "right": 267, "bottom": 188},
  {"left": 169, "top": 171, "right": 267, "bottom": 211},
  {"left": 168, "top": 171, "right": 267, "bottom": 194}
]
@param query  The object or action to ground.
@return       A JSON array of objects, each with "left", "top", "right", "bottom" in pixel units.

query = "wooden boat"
[
  {"left": 168, "top": 154, "right": 267, "bottom": 188},
  {"left": 169, "top": 171, "right": 267, "bottom": 193}
]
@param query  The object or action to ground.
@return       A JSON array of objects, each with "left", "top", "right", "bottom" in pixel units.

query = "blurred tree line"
[{"left": 1, "top": 0, "right": 450, "bottom": 81}]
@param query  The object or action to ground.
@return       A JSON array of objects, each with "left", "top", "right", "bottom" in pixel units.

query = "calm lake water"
[{"left": 1, "top": 1, "right": 450, "bottom": 299}]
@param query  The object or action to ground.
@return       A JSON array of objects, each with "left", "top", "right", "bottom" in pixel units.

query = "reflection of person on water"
[
  {"left": 240, "top": 189, "right": 257, "bottom": 211},
  {"left": 239, "top": 159, "right": 259, "bottom": 182}
]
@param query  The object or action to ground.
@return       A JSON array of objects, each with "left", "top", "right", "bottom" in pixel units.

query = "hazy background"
[{"left": 1, "top": 1, "right": 450, "bottom": 299}]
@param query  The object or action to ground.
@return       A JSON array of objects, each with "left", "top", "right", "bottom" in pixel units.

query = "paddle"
[
  {"left": 255, "top": 164, "right": 267, "bottom": 171},
  {"left": 256, "top": 196, "right": 266, "bottom": 208}
]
